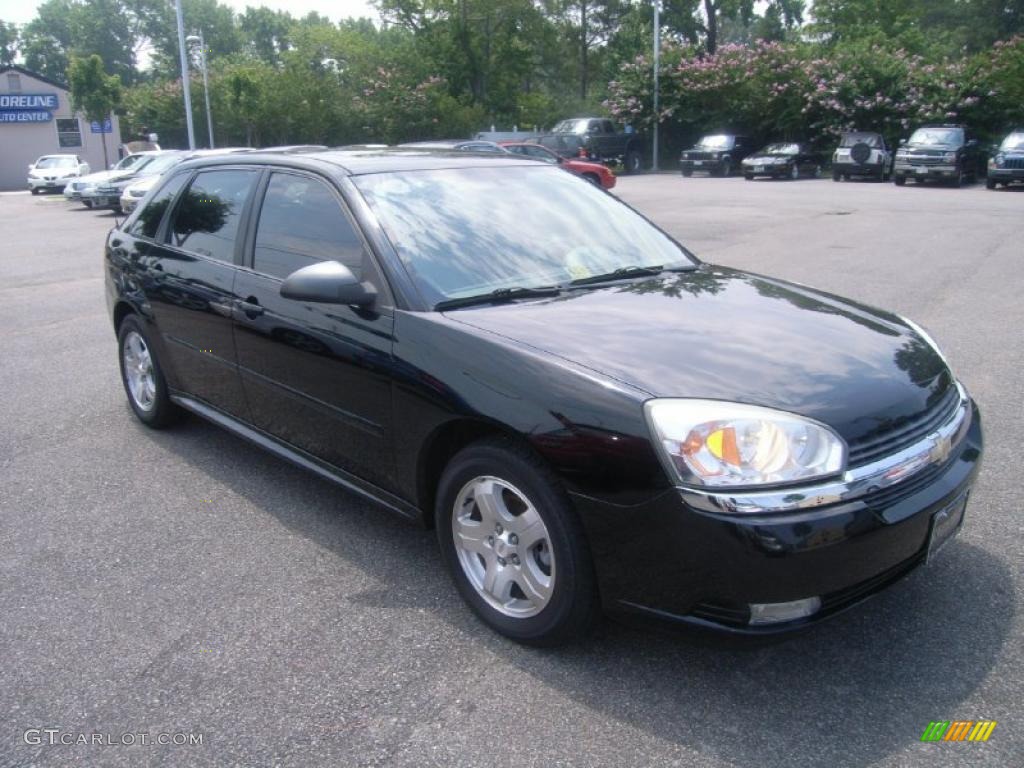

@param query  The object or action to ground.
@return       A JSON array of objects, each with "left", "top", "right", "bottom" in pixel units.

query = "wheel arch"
[
  {"left": 417, "top": 417, "right": 531, "bottom": 528},
  {"left": 113, "top": 299, "right": 136, "bottom": 333}
]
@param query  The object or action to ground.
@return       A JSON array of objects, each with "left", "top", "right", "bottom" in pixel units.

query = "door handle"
[{"left": 239, "top": 297, "right": 264, "bottom": 318}]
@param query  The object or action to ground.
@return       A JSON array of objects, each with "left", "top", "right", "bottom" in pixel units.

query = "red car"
[{"left": 499, "top": 142, "right": 617, "bottom": 189}]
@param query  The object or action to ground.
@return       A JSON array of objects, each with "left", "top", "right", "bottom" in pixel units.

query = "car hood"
[
  {"left": 746, "top": 153, "right": 793, "bottom": 162},
  {"left": 446, "top": 266, "right": 955, "bottom": 447},
  {"left": 78, "top": 169, "right": 135, "bottom": 185}
]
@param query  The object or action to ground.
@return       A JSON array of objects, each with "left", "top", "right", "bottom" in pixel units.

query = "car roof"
[{"left": 173, "top": 147, "right": 538, "bottom": 176}]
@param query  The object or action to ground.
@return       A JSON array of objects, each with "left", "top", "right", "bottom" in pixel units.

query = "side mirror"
[{"left": 280, "top": 261, "right": 376, "bottom": 307}]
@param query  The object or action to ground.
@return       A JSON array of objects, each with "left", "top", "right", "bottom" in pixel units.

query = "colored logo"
[{"left": 921, "top": 720, "right": 997, "bottom": 742}]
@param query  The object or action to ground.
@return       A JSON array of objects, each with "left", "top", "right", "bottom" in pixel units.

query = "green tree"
[
  {"left": 239, "top": 6, "right": 295, "bottom": 64},
  {"left": 0, "top": 20, "right": 18, "bottom": 67},
  {"left": 68, "top": 53, "right": 123, "bottom": 167},
  {"left": 21, "top": 0, "right": 143, "bottom": 84}
]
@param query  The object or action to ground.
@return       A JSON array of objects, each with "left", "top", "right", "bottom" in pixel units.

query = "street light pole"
[
  {"left": 174, "top": 0, "right": 196, "bottom": 150},
  {"left": 653, "top": 0, "right": 660, "bottom": 172},
  {"left": 187, "top": 31, "right": 215, "bottom": 148}
]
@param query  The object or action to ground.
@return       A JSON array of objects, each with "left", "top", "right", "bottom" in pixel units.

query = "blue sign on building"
[
  {"left": 89, "top": 118, "right": 113, "bottom": 134},
  {"left": 0, "top": 110, "right": 54, "bottom": 123},
  {"left": 0, "top": 93, "right": 59, "bottom": 110}
]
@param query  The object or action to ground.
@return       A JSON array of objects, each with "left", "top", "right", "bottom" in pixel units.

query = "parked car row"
[{"left": 678, "top": 125, "right": 1023, "bottom": 189}]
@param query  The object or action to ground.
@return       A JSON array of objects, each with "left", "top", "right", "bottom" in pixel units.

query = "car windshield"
[
  {"left": 697, "top": 135, "right": 733, "bottom": 149},
  {"left": 115, "top": 155, "right": 145, "bottom": 170},
  {"left": 761, "top": 143, "right": 799, "bottom": 155},
  {"left": 354, "top": 166, "right": 696, "bottom": 308},
  {"left": 909, "top": 128, "right": 963, "bottom": 146},
  {"left": 1000, "top": 133, "right": 1024, "bottom": 150},
  {"left": 840, "top": 133, "right": 881, "bottom": 148},
  {"left": 552, "top": 119, "right": 589, "bottom": 134},
  {"left": 137, "top": 153, "right": 183, "bottom": 176},
  {"left": 35, "top": 157, "right": 77, "bottom": 169}
]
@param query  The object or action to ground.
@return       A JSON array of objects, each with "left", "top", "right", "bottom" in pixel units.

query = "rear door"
[
  {"left": 232, "top": 170, "right": 396, "bottom": 489},
  {"left": 144, "top": 167, "right": 259, "bottom": 416}
]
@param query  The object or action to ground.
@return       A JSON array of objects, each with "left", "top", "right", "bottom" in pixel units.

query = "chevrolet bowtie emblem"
[{"left": 929, "top": 433, "right": 953, "bottom": 464}]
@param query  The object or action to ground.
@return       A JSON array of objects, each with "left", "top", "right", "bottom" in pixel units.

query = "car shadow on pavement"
[{"left": 145, "top": 414, "right": 1014, "bottom": 768}]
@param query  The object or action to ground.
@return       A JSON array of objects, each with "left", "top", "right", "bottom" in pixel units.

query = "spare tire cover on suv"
[{"left": 850, "top": 143, "right": 872, "bottom": 164}]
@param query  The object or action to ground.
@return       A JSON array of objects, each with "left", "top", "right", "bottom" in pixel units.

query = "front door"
[
  {"left": 232, "top": 170, "right": 396, "bottom": 490},
  {"left": 145, "top": 167, "right": 260, "bottom": 417}
]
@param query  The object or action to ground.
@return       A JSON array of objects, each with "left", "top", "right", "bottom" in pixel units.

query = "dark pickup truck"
[{"left": 533, "top": 117, "right": 644, "bottom": 173}]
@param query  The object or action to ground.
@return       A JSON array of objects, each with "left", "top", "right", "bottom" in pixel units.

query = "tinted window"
[
  {"left": 168, "top": 170, "right": 257, "bottom": 262},
  {"left": 254, "top": 173, "right": 364, "bottom": 280},
  {"left": 601, "top": 120, "right": 615, "bottom": 134},
  {"left": 128, "top": 173, "right": 188, "bottom": 239}
]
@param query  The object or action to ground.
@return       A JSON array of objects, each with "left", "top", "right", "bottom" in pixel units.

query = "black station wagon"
[{"left": 106, "top": 149, "right": 983, "bottom": 645}]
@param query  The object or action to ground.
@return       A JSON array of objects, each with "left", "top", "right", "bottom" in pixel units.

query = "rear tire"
[
  {"left": 832, "top": 169, "right": 841, "bottom": 182},
  {"left": 30, "top": 188, "right": 39, "bottom": 195},
  {"left": 436, "top": 439, "right": 598, "bottom": 646},
  {"left": 681, "top": 169, "right": 693, "bottom": 177},
  {"left": 117, "top": 314, "right": 182, "bottom": 429},
  {"left": 744, "top": 174, "right": 754, "bottom": 181},
  {"left": 719, "top": 160, "right": 732, "bottom": 178},
  {"left": 894, "top": 175, "right": 906, "bottom": 186}
]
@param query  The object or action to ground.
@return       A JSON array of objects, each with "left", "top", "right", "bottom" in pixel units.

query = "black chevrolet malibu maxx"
[{"left": 105, "top": 149, "right": 982, "bottom": 645}]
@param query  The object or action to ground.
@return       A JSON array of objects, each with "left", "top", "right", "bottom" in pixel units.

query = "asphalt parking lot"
[{"left": 1, "top": 176, "right": 1021, "bottom": 768}]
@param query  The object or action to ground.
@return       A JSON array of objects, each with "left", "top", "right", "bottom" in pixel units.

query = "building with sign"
[{"left": 0, "top": 65, "right": 121, "bottom": 191}]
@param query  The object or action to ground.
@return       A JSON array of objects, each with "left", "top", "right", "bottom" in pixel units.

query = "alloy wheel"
[
  {"left": 122, "top": 330, "right": 156, "bottom": 412},
  {"left": 451, "top": 476, "right": 555, "bottom": 618}
]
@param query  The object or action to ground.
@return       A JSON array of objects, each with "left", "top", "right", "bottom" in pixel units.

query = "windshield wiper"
[
  {"left": 434, "top": 285, "right": 562, "bottom": 311},
  {"left": 568, "top": 263, "right": 696, "bottom": 287}
]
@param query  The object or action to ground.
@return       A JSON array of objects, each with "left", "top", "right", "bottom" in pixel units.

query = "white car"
[
  {"left": 27, "top": 155, "right": 90, "bottom": 193},
  {"left": 64, "top": 152, "right": 161, "bottom": 202}
]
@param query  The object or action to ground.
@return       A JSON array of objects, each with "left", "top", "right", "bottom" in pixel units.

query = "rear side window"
[
  {"left": 168, "top": 169, "right": 258, "bottom": 262},
  {"left": 128, "top": 173, "right": 188, "bottom": 239},
  {"left": 253, "top": 173, "right": 365, "bottom": 280}
]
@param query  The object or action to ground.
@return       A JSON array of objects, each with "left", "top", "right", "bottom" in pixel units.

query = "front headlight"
[
  {"left": 943, "top": 152, "right": 957, "bottom": 162},
  {"left": 644, "top": 400, "right": 846, "bottom": 488},
  {"left": 990, "top": 153, "right": 1005, "bottom": 167}
]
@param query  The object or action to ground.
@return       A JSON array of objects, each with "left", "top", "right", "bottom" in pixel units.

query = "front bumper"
[
  {"left": 575, "top": 399, "right": 982, "bottom": 634},
  {"left": 27, "top": 177, "right": 71, "bottom": 190},
  {"left": 894, "top": 163, "right": 958, "bottom": 180},
  {"left": 743, "top": 163, "right": 791, "bottom": 178},
  {"left": 988, "top": 168, "right": 1024, "bottom": 182},
  {"left": 82, "top": 188, "right": 123, "bottom": 208},
  {"left": 680, "top": 158, "right": 727, "bottom": 174}
]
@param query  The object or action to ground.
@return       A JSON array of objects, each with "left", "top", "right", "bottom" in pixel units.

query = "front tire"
[
  {"left": 832, "top": 169, "right": 841, "bottom": 182},
  {"left": 894, "top": 175, "right": 907, "bottom": 186},
  {"left": 117, "top": 314, "right": 181, "bottom": 428},
  {"left": 986, "top": 177, "right": 998, "bottom": 190},
  {"left": 624, "top": 149, "right": 642, "bottom": 175},
  {"left": 436, "top": 439, "right": 598, "bottom": 646}
]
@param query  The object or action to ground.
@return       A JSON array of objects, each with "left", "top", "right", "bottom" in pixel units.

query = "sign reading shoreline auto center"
[
  {"left": 0, "top": 93, "right": 59, "bottom": 110},
  {"left": 0, "top": 93, "right": 59, "bottom": 124}
]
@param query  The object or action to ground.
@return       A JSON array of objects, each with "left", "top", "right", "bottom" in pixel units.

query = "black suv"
[
  {"left": 893, "top": 124, "right": 982, "bottom": 187},
  {"left": 679, "top": 134, "right": 753, "bottom": 177},
  {"left": 986, "top": 129, "right": 1024, "bottom": 189}
]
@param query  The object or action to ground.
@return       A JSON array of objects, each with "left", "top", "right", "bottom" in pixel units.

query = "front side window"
[
  {"left": 254, "top": 173, "right": 365, "bottom": 280},
  {"left": 354, "top": 166, "right": 695, "bottom": 307},
  {"left": 56, "top": 118, "right": 82, "bottom": 148},
  {"left": 168, "top": 169, "right": 257, "bottom": 262},
  {"left": 128, "top": 173, "right": 189, "bottom": 239}
]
